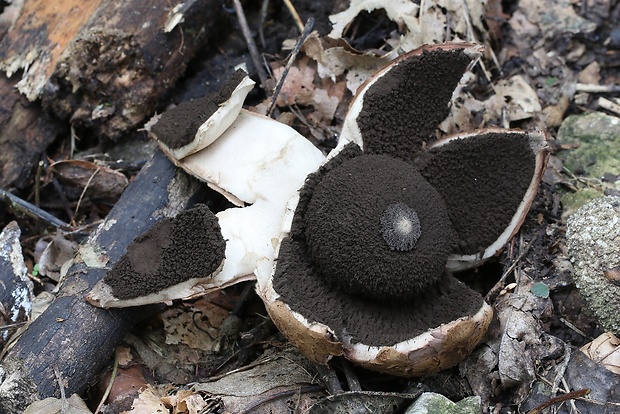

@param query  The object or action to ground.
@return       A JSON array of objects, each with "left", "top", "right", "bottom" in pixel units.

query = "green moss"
[
  {"left": 557, "top": 113, "right": 620, "bottom": 217},
  {"left": 557, "top": 112, "right": 620, "bottom": 179},
  {"left": 561, "top": 187, "right": 604, "bottom": 217},
  {"left": 405, "top": 393, "right": 482, "bottom": 414}
]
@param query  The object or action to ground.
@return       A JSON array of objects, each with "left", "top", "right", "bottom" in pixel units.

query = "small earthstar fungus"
[{"left": 89, "top": 43, "right": 549, "bottom": 378}]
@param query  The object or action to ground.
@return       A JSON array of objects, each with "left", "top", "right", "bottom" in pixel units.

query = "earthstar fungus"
[
  {"left": 258, "top": 43, "right": 549, "bottom": 377},
  {"left": 89, "top": 43, "right": 548, "bottom": 377}
]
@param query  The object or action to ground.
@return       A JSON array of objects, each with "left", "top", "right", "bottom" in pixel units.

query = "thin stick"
[
  {"left": 282, "top": 0, "right": 305, "bottom": 33},
  {"left": 458, "top": 0, "right": 493, "bottom": 86},
  {"left": 598, "top": 97, "right": 620, "bottom": 116},
  {"left": 0, "top": 188, "right": 71, "bottom": 230},
  {"left": 486, "top": 235, "right": 534, "bottom": 302},
  {"left": 526, "top": 388, "right": 590, "bottom": 414},
  {"left": 94, "top": 349, "right": 119, "bottom": 414},
  {"left": 53, "top": 365, "right": 66, "bottom": 400},
  {"left": 576, "top": 83, "right": 620, "bottom": 93},
  {"left": 267, "top": 17, "right": 315, "bottom": 116},
  {"left": 232, "top": 0, "right": 269, "bottom": 93},
  {"left": 71, "top": 168, "right": 100, "bottom": 226}
]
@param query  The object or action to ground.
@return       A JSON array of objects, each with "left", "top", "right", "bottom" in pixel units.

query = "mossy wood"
[{"left": 0, "top": 150, "right": 204, "bottom": 412}]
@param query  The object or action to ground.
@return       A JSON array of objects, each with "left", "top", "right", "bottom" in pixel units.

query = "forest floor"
[{"left": 1, "top": 0, "right": 620, "bottom": 413}]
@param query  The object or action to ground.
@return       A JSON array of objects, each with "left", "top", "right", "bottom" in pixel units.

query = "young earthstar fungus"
[{"left": 88, "top": 43, "right": 549, "bottom": 377}]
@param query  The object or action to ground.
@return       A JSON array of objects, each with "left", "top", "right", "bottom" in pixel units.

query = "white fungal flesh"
[{"left": 176, "top": 110, "right": 326, "bottom": 286}]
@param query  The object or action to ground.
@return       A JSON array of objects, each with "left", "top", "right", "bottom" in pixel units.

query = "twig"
[
  {"left": 486, "top": 234, "right": 534, "bottom": 302},
  {"left": 71, "top": 168, "right": 100, "bottom": 227},
  {"left": 239, "top": 384, "right": 325, "bottom": 414},
  {"left": 526, "top": 389, "right": 590, "bottom": 414},
  {"left": 282, "top": 0, "right": 305, "bottom": 33},
  {"left": 53, "top": 365, "right": 67, "bottom": 401},
  {"left": 458, "top": 0, "right": 493, "bottom": 86},
  {"left": 35, "top": 160, "right": 43, "bottom": 208},
  {"left": 551, "top": 346, "right": 571, "bottom": 396},
  {"left": 575, "top": 83, "right": 620, "bottom": 93},
  {"left": 267, "top": 17, "right": 315, "bottom": 116},
  {"left": 232, "top": 0, "right": 269, "bottom": 93},
  {"left": 94, "top": 349, "right": 119, "bottom": 414},
  {"left": 0, "top": 188, "right": 71, "bottom": 230},
  {"left": 559, "top": 317, "right": 590, "bottom": 339},
  {"left": 598, "top": 97, "right": 620, "bottom": 116},
  {"left": 258, "top": 0, "right": 269, "bottom": 48},
  {"left": 340, "top": 359, "right": 361, "bottom": 392}
]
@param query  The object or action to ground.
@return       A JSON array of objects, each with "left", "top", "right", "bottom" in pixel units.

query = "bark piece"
[
  {"left": 0, "top": 0, "right": 222, "bottom": 139},
  {"left": 0, "top": 149, "right": 204, "bottom": 412},
  {"left": 0, "top": 221, "right": 33, "bottom": 347}
]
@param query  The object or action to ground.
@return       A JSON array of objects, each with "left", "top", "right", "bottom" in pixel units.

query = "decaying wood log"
[
  {"left": 0, "top": 0, "right": 223, "bottom": 139},
  {"left": 0, "top": 149, "right": 204, "bottom": 412},
  {"left": 0, "top": 73, "right": 62, "bottom": 189},
  {"left": 0, "top": 221, "right": 33, "bottom": 349}
]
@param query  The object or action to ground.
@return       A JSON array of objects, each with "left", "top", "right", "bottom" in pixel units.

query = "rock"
[
  {"left": 566, "top": 196, "right": 620, "bottom": 333},
  {"left": 404, "top": 392, "right": 482, "bottom": 414},
  {"left": 557, "top": 112, "right": 620, "bottom": 216}
]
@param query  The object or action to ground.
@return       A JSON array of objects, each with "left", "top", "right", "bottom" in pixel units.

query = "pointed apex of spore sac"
[{"left": 381, "top": 202, "right": 421, "bottom": 251}]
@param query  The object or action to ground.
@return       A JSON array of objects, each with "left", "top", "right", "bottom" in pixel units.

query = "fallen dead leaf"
[
  {"left": 50, "top": 159, "right": 128, "bottom": 199},
  {"left": 23, "top": 394, "right": 92, "bottom": 414},
  {"left": 121, "top": 385, "right": 168, "bottom": 414},
  {"left": 192, "top": 349, "right": 324, "bottom": 413},
  {"left": 581, "top": 332, "right": 620, "bottom": 375},
  {"left": 35, "top": 233, "right": 78, "bottom": 282}
]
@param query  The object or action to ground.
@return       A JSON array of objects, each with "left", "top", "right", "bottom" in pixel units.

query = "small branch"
[
  {"left": 576, "top": 83, "right": 620, "bottom": 93},
  {"left": 232, "top": 0, "right": 269, "bottom": 93},
  {"left": 598, "top": 97, "right": 620, "bottom": 116},
  {"left": 526, "top": 388, "right": 590, "bottom": 414},
  {"left": 267, "top": 17, "right": 315, "bottom": 116},
  {"left": 282, "top": 0, "right": 305, "bottom": 33},
  {"left": 0, "top": 188, "right": 71, "bottom": 230}
]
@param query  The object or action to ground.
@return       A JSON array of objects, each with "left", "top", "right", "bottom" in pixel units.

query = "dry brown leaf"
[
  {"left": 50, "top": 159, "right": 128, "bottom": 199},
  {"left": 581, "top": 332, "right": 620, "bottom": 375},
  {"left": 303, "top": 33, "right": 388, "bottom": 93},
  {"left": 273, "top": 62, "right": 316, "bottom": 107},
  {"left": 161, "top": 389, "right": 209, "bottom": 414},
  {"left": 329, "top": 0, "right": 419, "bottom": 40},
  {"left": 192, "top": 349, "right": 323, "bottom": 413},
  {"left": 23, "top": 394, "right": 92, "bottom": 414},
  {"left": 35, "top": 233, "right": 78, "bottom": 282},
  {"left": 104, "top": 365, "right": 150, "bottom": 405},
  {"left": 484, "top": 75, "right": 542, "bottom": 124},
  {"left": 121, "top": 385, "right": 168, "bottom": 414},
  {"left": 577, "top": 60, "right": 601, "bottom": 84}
]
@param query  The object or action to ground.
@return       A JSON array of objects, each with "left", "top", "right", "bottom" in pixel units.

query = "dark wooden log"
[
  {"left": 0, "top": 73, "right": 62, "bottom": 190},
  {"left": 0, "top": 0, "right": 223, "bottom": 139},
  {"left": 0, "top": 149, "right": 204, "bottom": 412}
]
